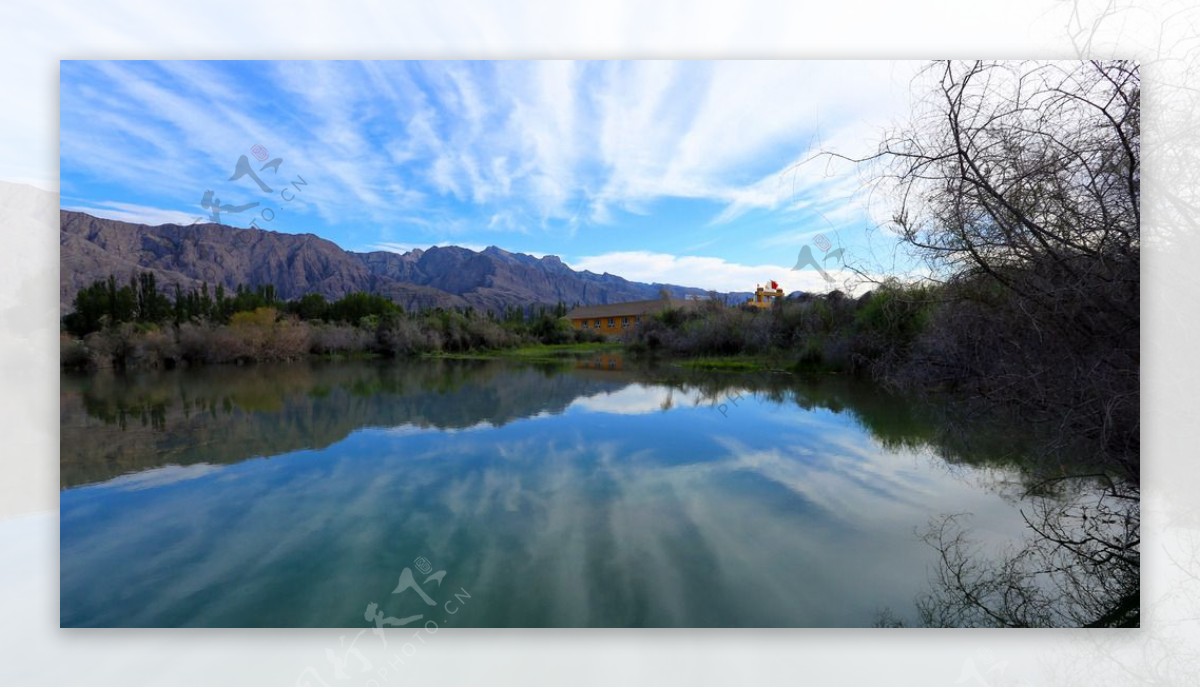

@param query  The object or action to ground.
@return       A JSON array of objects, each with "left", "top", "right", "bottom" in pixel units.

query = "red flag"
[{"left": 770, "top": 280, "right": 778, "bottom": 290}]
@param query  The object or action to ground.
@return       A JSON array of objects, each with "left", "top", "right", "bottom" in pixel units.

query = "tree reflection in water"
[
  {"left": 911, "top": 476, "right": 1138, "bottom": 627},
  {"left": 62, "top": 358, "right": 1138, "bottom": 626}
]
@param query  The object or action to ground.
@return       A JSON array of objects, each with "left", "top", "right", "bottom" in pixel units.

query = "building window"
[
  {"left": 594, "top": 319, "right": 601, "bottom": 329},
  {"left": 622, "top": 316, "right": 629, "bottom": 328},
  {"left": 608, "top": 318, "right": 615, "bottom": 327}
]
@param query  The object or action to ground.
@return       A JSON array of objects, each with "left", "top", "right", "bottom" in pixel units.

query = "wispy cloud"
[
  {"left": 61, "top": 60, "right": 922, "bottom": 276},
  {"left": 63, "top": 200, "right": 206, "bottom": 227},
  {"left": 369, "top": 241, "right": 550, "bottom": 259},
  {"left": 369, "top": 241, "right": 491, "bottom": 255},
  {"left": 569, "top": 250, "right": 856, "bottom": 294}
]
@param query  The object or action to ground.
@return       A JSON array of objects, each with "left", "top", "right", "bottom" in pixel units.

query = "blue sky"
[{"left": 60, "top": 60, "right": 921, "bottom": 293}]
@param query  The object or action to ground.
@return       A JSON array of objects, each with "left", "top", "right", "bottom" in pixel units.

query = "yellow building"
[
  {"left": 746, "top": 281, "right": 784, "bottom": 309},
  {"left": 565, "top": 297, "right": 693, "bottom": 336}
]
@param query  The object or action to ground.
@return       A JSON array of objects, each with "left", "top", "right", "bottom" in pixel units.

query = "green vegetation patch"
[
  {"left": 431, "top": 341, "right": 624, "bottom": 363},
  {"left": 678, "top": 357, "right": 761, "bottom": 372}
]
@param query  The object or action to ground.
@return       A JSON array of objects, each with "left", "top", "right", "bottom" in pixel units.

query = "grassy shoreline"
[
  {"left": 425, "top": 341, "right": 624, "bottom": 363},
  {"left": 673, "top": 355, "right": 800, "bottom": 374},
  {"left": 425, "top": 341, "right": 814, "bottom": 376},
  {"left": 63, "top": 333, "right": 832, "bottom": 377}
]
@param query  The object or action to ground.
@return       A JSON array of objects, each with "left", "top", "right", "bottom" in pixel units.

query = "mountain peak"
[{"left": 59, "top": 210, "right": 724, "bottom": 313}]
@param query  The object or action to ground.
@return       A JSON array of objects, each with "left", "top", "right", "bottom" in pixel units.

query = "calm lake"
[{"left": 60, "top": 356, "right": 1101, "bottom": 627}]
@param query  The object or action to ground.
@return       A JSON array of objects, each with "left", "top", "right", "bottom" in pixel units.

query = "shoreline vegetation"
[
  {"left": 60, "top": 61, "right": 1139, "bottom": 475},
  {"left": 59, "top": 268, "right": 1135, "bottom": 471},
  {"left": 55, "top": 271, "right": 932, "bottom": 375}
]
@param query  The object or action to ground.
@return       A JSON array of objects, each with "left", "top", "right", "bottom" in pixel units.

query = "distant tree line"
[
  {"left": 61, "top": 271, "right": 594, "bottom": 370},
  {"left": 629, "top": 283, "right": 933, "bottom": 374},
  {"left": 63, "top": 272, "right": 397, "bottom": 335}
]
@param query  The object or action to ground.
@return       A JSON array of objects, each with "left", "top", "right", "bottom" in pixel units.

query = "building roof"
[{"left": 565, "top": 297, "right": 697, "bottom": 320}]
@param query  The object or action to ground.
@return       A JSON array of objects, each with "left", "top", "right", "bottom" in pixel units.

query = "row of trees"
[
  {"left": 62, "top": 273, "right": 403, "bottom": 337},
  {"left": 61, "top": 273, "right": 597, "bottom": 369},
  {"left": 64, "top": 272, "right": 579, "bottom": 337}
]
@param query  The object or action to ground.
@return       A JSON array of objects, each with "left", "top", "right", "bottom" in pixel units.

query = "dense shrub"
[
  {"left": 627, "top": 288, "right": 928, "bottom": 373},
  {"left": 310, "top": 323, "right": 374, "bottom": 355},
  {"left": 573, "top": 326, "right": 606, "bottom": 344},
  {"left": 133, "top": 326, "right": 180, "bottom": 368},
  {"left": 327, "top": 292, "right": 399, "bottom": 324},
  {"left": 528, "top": 313, "right": 577, "bottom": 344},
  {"left": 376, "top": 317, "right": 442, "bottom": 356},
  {"left": 174, "top": 310, "right": 310, "bottom": 364},
  {"left": 60, "top": 334, "right": 91, "bottom": 370}
]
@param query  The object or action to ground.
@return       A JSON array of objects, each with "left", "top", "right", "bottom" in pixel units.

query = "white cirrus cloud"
[
  {"left": 568, "top": 250, "right": 860, "bottom": 294},
  {"left": 368, "top": 241, "right": 551, "bottom": 259},
  {"left": 60, "top": 59, "right": 926, "bottom": 257},
  {"left": 63, "top": 201, "right": 208, "bottom": 227}
]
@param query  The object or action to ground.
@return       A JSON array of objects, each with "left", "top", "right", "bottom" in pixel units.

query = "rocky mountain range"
[{"left": 60, "top": 210, "right": 742, "bottom": 314}]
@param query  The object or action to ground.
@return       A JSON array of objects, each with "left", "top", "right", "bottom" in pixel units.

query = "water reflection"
[
  {"left": 62, "top": 360, "right": 634, "bottom": 487},
  {"left": 61, "top": 359, "right": 1056, "bottom": 489},
  {"left": 59, "top": 359, "right": 1135, "bottom": 627}
]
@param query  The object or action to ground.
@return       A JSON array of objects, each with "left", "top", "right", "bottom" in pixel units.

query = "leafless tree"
[
  {"left": 877, "top": 60, "right": 1138, "bottom": 290},
  {"left": 848, "top": 60, "right": 1140, "bottom": 471}
]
